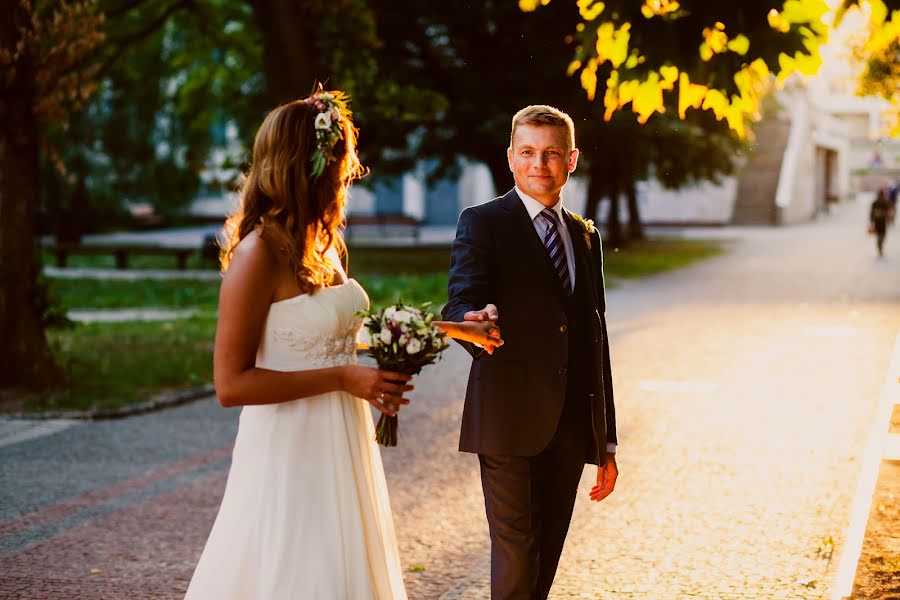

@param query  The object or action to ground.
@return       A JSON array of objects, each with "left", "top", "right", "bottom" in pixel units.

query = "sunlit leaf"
[
  {"left": 641, "top": 0, "right": 680, "bottom": 18},
  {"left": 624, "top": 50, "right": 645, "bottom": 69},
  {"left": 618, "top": 77, "right": 641, "bottom": 105},
  {"left": 768, "top": 8, "right": 792, "bottom": 32},
  {"left": 581, "top": 58, "right": 600, "bottom": 100},
  {"left": 727, "top": 34, "right": 750, "bottom": 55},
  {"left": 594, "top": 21, "right": 630, "bottom": 67},
  {"left": 578, "top": 0, "right": 606, "bottom": 21},
  {"left": 632, "top": 73, "right": 665, "bottom": 123},
  {"left": 659, "top": 65, "right": 679, "bottom": 88},
  {"left": 701, "top": 89, "right": 728, "bottom": 119},
  {"left": 678, "top": 72, "right": 707, "bottom": 118},
  {"left": 602, "top": 71, "right": 619, "bottom": 119},
  {"left": 870, "top": 0, "right": 888, "bottom": 24},
  {"left": 567, "top": 59, "right": 583, "bottom": 77}
]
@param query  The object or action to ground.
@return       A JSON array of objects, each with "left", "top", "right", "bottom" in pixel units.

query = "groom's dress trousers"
[
  {"left": 479, "top": 263, "right": 595, "bottom": 599},
  {"left": 444, "top": 189, "right": 617, "bottom": 600}
]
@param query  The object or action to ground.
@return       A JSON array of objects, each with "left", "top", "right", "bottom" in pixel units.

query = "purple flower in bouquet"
[{"left": 358, "top": 301, "right": 450, "bottom": 446}]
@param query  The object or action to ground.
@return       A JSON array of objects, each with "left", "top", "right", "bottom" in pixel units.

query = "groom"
[{"left": 442, "top": 104, "right": 618, "bottom": 599}]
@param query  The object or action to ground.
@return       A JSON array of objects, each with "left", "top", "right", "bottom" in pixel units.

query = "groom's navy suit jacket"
[{"left": 442, "top": 189, "right": 617, "bottom": 465}]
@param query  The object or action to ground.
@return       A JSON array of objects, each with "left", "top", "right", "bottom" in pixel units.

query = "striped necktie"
[{"left": 539, "top": 208, "right": 572, "bottom": 294}]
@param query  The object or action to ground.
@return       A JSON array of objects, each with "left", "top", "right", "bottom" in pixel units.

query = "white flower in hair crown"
[{"left": 304, "top": 90, "right": 350, "bottom": 179}]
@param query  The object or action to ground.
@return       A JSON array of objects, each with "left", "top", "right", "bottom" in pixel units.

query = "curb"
[
  {"left": 1, "top": 384, "right": 216, "bottom": 421},
  {"left": 831, "top": 329, "right": 900, "bottom": 600}
]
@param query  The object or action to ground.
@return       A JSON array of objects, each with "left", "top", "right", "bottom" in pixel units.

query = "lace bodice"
[{"left": 256, "top": 279, "right": 370, "bottom": 371}]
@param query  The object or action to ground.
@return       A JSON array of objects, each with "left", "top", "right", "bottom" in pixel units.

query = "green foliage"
[
  {"left": 361, "top": 0, "right": 584, "bottom": 188},
  {"left": 34, "top": 274, "right": 76, "bottom": 331},
  {"left": 27, "top": 316, "right": 216, "bottom": 412},
  {"left": 602, "top": 238, "right": 726, "bottom": 281},
  {"left": 545, "top": 0, "right": 827, "bottom": 137},
  {"left": 39, "top": 0, "right": 265, "bottom": 237},
  {"left": 360, "top": 0, "right": 745, "bottom": 231},
  {"left": 356, "top": 273, "right": 449, "bottom": 311},
  {"left": 48, "top": 278, "right": 221, "bottom": 310}
]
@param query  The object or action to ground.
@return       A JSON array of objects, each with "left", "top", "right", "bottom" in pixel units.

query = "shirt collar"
[{"left": 515, "top": 186, "right": 564, "bottom": 222}]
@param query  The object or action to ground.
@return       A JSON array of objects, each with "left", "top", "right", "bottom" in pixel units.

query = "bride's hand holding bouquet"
[{"left": 358, "top": 302, "right": 503, "bottom": 446}]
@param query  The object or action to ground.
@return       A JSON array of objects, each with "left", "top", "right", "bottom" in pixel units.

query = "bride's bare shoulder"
[{"left": 228, "top": 230, "right": 280, "bottom": 277}]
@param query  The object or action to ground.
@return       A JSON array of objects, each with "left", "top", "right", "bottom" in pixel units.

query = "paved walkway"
[{"left": 2, "top": 197, "right": 899, "bottom": 599}]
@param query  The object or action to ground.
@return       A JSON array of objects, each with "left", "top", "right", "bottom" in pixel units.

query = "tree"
[
  {"left": 41, "top": 0, "right": 268, "bottom": 242},
  {"left": 361, "top": 0, "right": 747, "bottom": 245},
  {"left": 848, "top": 3, "right": 900, "bottom": 132},
  {"left": 1, "top": 0, "right": 104, "bottom": 391},
  {"left": 579, "top": 106, "right": 744, "bottom": 244},
  {"left": 363, "top": 0, "right": 586, "bottom": 196},
  {"left": 523, "top": 0, "right": 900, "bottom": 137}
]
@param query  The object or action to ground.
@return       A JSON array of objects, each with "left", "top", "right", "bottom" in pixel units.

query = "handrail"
[{"left": 774, "top": 93, "right": 809, "bottom": 212}]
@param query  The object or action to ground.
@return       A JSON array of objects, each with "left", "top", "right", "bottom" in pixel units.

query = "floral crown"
[{"left": 304, "top": 90, "right": 351, "bottom": 180}]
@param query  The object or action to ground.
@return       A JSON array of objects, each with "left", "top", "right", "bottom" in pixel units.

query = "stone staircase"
[{"left": 732, "top": 116, "right": 792, "bottom": 225}]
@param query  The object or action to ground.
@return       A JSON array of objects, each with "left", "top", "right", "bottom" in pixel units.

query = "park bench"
[
  {"left": 345, "top": 214, "right": 423, "bottom": 242},
  {"left": 46, "top": 242, "right": 199, "bottom": 270}
]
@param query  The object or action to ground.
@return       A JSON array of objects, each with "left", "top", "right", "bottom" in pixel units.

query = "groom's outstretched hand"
[
  {"left": 463, "top": 304, "right": 500, "bottom": 354},
  {"left": 590, "top": 453, "right": 618, "bottom": 503},
  {"left": 464, "top": 304, "right": 499, "bottom": 323}
]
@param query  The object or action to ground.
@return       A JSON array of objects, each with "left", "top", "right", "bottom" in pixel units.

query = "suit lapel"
[{"left": 500, "top": 189, "right": 568, "bottom": 299}]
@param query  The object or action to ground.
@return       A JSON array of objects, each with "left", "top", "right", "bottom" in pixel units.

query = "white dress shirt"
[
  {"left": 515, "top": 188, "right": 617, "bottom": 455},
  {"left": 516, "top": 187, "right": 576, "bottom": 289}
]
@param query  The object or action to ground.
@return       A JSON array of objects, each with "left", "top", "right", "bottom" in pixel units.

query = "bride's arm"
[
  {"left": 433, "top": 320, "right": 504, "bottom": 354},
  {"left": 214, "top": 235, "right": 411, "bottom": 411}
]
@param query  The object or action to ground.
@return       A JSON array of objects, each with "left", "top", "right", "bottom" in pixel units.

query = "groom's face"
[{"left": 508, "top": 124, "right": 578, "bottom": 207}]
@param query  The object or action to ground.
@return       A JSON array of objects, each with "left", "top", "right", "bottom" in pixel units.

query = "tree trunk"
[
  {"left": 584, "top": 158, "right": 604, "bottom": 224},
  {"left": 625, "top": 179, "right": 644, "bottom": 240},
  {"left": 605, "top": 184, "right": 623, "bottom": 247},
  {"left": 0, "top": 5, "right": 63, "bottom": 391},
  {"left": 587, "top": 159, "right": 623, "bottom": 245},
  {"left": 250, "top": 0, "right": 323, "bottom": 106}
]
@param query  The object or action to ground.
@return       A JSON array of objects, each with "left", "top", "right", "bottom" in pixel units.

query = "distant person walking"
[
  {"left": 869, "top": 189, "right": 892, "bottom": 257},
  {"left": 888, "top": 180, "right": 898, "bottom": 225}
]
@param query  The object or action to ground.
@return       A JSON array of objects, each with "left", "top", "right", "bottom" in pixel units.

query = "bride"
[{"left": 184, "top": 90, "right": 502, "bottom": 600}]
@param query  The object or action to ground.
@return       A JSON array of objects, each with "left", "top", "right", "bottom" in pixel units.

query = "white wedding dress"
[{"left": 185, "top": 278, "right": 407, "bottom": 600}]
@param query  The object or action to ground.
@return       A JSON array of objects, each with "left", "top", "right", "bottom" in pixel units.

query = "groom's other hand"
[
  {"left": 590, "top": 453, "right": 618, "bottom": 502},
  {"left": 463, "top": 303, "right": 499, "bottom": 323}
]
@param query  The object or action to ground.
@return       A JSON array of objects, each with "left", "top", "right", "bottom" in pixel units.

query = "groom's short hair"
[{"left": 510, "top": 105, "right": 576, "bottom": 151}]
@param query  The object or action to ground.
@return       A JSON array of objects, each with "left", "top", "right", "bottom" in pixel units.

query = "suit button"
[
  {"left": 559, "top": 366, "right": 567, "bottom": 376},
  {"left": 559, "top": 325, "right": 567, "bottom": 333}
]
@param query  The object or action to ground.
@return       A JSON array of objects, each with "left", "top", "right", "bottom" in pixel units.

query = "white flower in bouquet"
[
  {"left": 393, "top": 309, "right": 413, "bottom": 323},
  {"left": 406, "top": 338, "right": 422, "bottom": 354},
  {"left": 379, "top": 327, "right": 393, "bottom": 345}
]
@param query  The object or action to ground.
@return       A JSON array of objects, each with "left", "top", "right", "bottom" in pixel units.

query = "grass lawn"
[
  {"left": 20, "top": 237, "right": 724, "bottom": 413},
  {"left": 49, "top": 278, "right": 222, "bottom": 310},
  {"left": 602, "top": 237, "right": 726, "bottom": 284},
  {"left": 24, "top": 317, "right": 217, "bottom": 412}
]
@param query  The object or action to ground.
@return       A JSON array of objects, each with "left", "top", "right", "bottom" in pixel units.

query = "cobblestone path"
[{"left": 2, "top": 199, "right": 898, "bottom": 599}]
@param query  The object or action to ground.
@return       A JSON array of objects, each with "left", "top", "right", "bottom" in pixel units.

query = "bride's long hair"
[{"left": 220, "top": 92, "right": 365, "bottom": 292}]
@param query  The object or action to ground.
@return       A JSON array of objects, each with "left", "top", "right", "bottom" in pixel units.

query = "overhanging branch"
[{"left": 96, "top": 0, "right": 193, "bottom": 77}]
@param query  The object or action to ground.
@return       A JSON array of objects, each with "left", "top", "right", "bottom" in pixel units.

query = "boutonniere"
[{"left": 569, "top": 212, "right": 596, "bottom": 250}]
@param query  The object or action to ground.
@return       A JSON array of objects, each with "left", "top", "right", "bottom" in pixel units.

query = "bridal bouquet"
[{"left": 359, "top": 301, "right": 449, "bottom": 446}]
